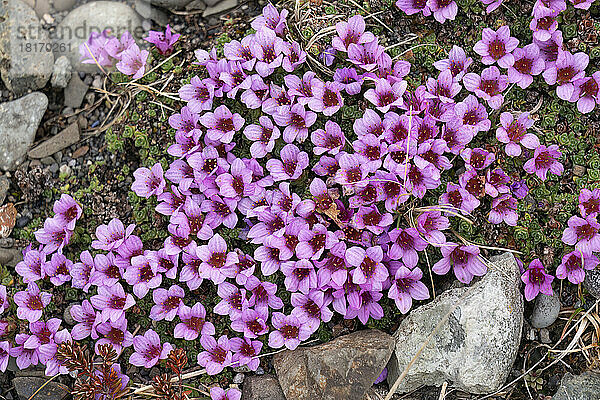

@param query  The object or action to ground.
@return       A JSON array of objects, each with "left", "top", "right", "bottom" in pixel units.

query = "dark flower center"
[
  {"left": 322, "top": 88, "right": 340, "bottom": 107},
  {"left": 514, "top": 57, "right": 533, "bottom": 74},
  {"left": 488, "top": 39, "right": 506, "bottom": 60},
  {"left": 216, "top": 118, "right": 235, "bottom": 132},
  {"left": 283, "top": 160, "right": 298, "bottom": 176},
  {"left": 378, "top": 91, "right": 396, "bottom": 106},
  {"left": 575, "top": 223, "right": 597, "bottom": 241},
  {"left": 529, "top": 268, "right": 546, "bottom": 285},
  {"left": 293, "top": 267, "right": 311, "bottom": 281},
  {"left": 281, "top": 324, "right": 300, "bottom": 339},
  {"left": 303, "top": 299, "right": 321, "bottom": 319},
  {"left": 536, "top": 16, "right": 555, "bottom": 30},
  {"left": 565, "top": 254, "right": 582, "bottom": 271},
  {"left": 139, "top": 265, "right": 155, "bottom": 282},
  {"left": 418, "top": 123, "right": 436, "bottom": 142},
  {"left": 449, "top": 60, "right": 463, "bottom": 77},
  {"left": 462, "top": 110, "right": 482, "bottom": 126},
  {"left": 470, "top": 151, "right": 487, "bottom": 169},
  {"left": 212, "top": 200, "right": 231, "bottom": 217},
  {"left": 64, "top": 206, "right": 79, "bottom": 222},
  {"left": 346, "top": 167, "right": 362, "bottom": 183},
  {"left": 413, "top": 0, "right": 427, "bottom": 9},
  {"left": 395, "top": 278, "right": 413, "bottom": 292},
  {"left": 110, "top": 295, "right": 126, "bottom": 310},
  {"left": 253, "top": 285, "right": 269, "bottom": 304},
  {"left": 209, "top": 252, "right": 226, "bottom": 268},
  {"left": 465, "top": 175, "right": 485, "bottom": 197},
  {"left": 228, "top": 293, "right": 243, "bottom": 310},
  {"left": 163, "top": 296, "right": 181, "bottom": 310},
  {"left": 172, "top": 235, "right": 192, "bottom": 248},
  {"left": 211, "top": 346, "right": 227, "bottom": 363},
  {"left": 240, "top": 341, "right": 257, "bottom": 357},
  {"left": 507, "top": 122, "right": 526, "bottom": 142},
  {"left": 362, "top": 257, "right": 377, "bottom": 278},
  {"left": 314, "top": 194, "right": 333, "bottom": 210},
  {"left": 144, "top": 345, "right": 162, "bottom": 361},
  {"left": 107, "top": 328, "right": 124, "bottom": 344},
  {"left": 582, "top": 198, "right": 600, "bottom": 215},
  {"left": 390, "top": 122, "right": 408, "bottom": 142},
  {"left": 260, "top": 126, "right": 273, "bottom": 143},
  {"left": 363, "top": 145, "right": 381, "bottom": 160},
  {"left": 185, "top": 316, "right": 205, "bottom": 332},
  {"left": 290, "top": 113, "right": 305, "bottom": 128},
  {"left": 232, "top": 176, "right": 244, "bottom": 195},
  {"left": 450, "top": 247, "right": 470, "bottom": 265},
  {"left": 557, "top": 66, "right": 576, "bottom": 85},
  {"left": 383, "top": 180, "right": 402, "bottom": 199},
  {"left": 247, "top": 319, "right": 264, "bottom": 335},
  {"left": 534, "top": 151, "right": 554, "bottom": 169},
  {"left": 262, "top": 45, "right": 277, "bottom": 63},
  {"left": 448, "top": 189, "right": 463, "bottom": 208},
  {"left": 284, "top": 234, "right": 300, "bottom": 251},
  {"left": 480, "top": 79, "right": 499, "bottom": 96},
  {"left": 408, "top": 165, "right": 424, "bottom": 185},
  {"left": 324, "top": 134, "right": 342, "bottom": 149},
  {"left": 309, "top": 234, "right": 326, "bottom": 251},
  {"left": 580, "top": 78, "right": 599, "bottom": 97},
  {"left": 363, "top": 210, "right": 382, "bottom": 226}
]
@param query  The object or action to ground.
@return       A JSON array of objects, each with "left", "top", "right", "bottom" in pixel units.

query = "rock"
[
  {"left": 0, "top": 93, "right": 48, "bottom": 171},
  {"left": 185, "top": 0, "right": 206, "bottom": 10},
  {"left": 63, "top": 73, "right": 88, "bottom": 108},
  {"left": 54, "top": 1, "right": 143, "bottom": 73},
  {"left": 53, "top": 0, "right": 77, "bottom": 11},
  {"left": 0, "top": 176, "right": 9, "bottom": 205},
  {"left": 233, "top": 373, "right": 244, "bottom": 384},
  {"left": 205, "top": 0, "right": 226, "bottom": 6},
  {"left": 63, "top": 303, "right": 76, "bottom": 325},
  {"left": 243, "top": 374, "right": 285, "bottom": 400},
  {"left": 51, "top": 56, "right": 72, "bottom": 88},
  {"left": 41, "top": 156, "right": 54, "bottom": 165},
  {"left": 539, "top": 328, "right": 551, "bottom": 344},
  {"left": 552, "top": 371, "right": 600, "bottom": 400},
  {"left": 203, "top": 0, "right": 237, "bottom": 17},
  {"left": 573, "top": 165, "right": 586, "bottom": 177},
  {"left": 0, "top": 247, "right": 22, "bottom": 266},
  {"left": 59, "top": 164, "right": 72, "bottom": 178},
  {"left": 33, "top": 0, "right": 50, "bottom": 18},
  {"left": 42, "top": 13, "right": 55, "bottom": 24},
  {"left": 141, "top": 0, "right": 194, "bottom": 9},
  {"left": 135, "top": 0, "right": 169, "bottom": 26},
  {"left": 28, "top": 122, "right": 80, "bottom": 159},
  {"left": 71, "top": 145, "right": 88, "bottom": 158},
  {"left": 13, "top": 376, "right": 70, "bottom": 400},
  {"left": 0, "top": 237, "right": 14, "bottom": 247},
  {"left": 0, "top": 0, "right": 54, "bottom": 94},
  {"left": 530, "top": 293, "right": 561, "bottom": 329},
  {"left": 274, "top": 330, "right": 394, "bottom": 400},
  {"left": 584, "top": 267, "right": 600, "bottom": 299},
  {"left": 387, "top": 252, "right": 524, "bottom": 395}
]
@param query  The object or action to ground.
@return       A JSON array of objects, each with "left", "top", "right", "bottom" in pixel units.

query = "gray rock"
[
  {"left": 539, "top": 328, "right": 551, "bottom": 344},
  {"left": 41, "top": 156, "right": 54, "bottom": 165},
  {"left": 552, "top": 371, "right": 600, "bottom": 400},
  {"left": 33, "top": 0, "right": 50, "bottom": 18},
  {"left": 135, "top": 0, "right": 170, "bottom": 25},
  {"left": 0, "top": 93, "right": 48, "bottom": 171},
  {"left": 63, "top": 303, "right": 76, "bottom": 325},
  {"left": 274, "top": 330, "right": 394, "bottom": 400},
  {"left": 13, "top": 376, "right": 70, "bottom": 400},
  {"left": 63, "top": 73, "right": 88, "bottom": 108},
  {"left": 0, "top": 175, "right": 9, "bottom": 205},
  {"left": 0, "top": 0, "right": 54, "bottom": 94},
  {"left": 203, "top": 0, "right": 237, "bottom": 17},
  {"left": 50, "top": 55, "right": 72, "bottom": 88},
  {"left": 53, "top": 0, "right": 77, "bottom": 11},
  {"left": 233, "top": 373, "right": 244, "bottom": 384},
  {"left": 0, "top": 247, "right": 22, "bottom": 266},
  {"left": 141, "top": 0, "right": 194, "bottom": 9},
  {"left": 53, "top": 1, "right": 143, "bottom": 73},
  {"left": 530, "top": 293, "right": 561, "bottom": 329},
  {"left": 584, "top": 267, "right": 600, "bottom": 299},
  {"left": 185, "top": 0, "right": 206, "bottom": 11},
  {"left": 243, "top": 374, "right": 285, "bottom": 400},
  {"left": 59, "top": 164, "right": 72, "bottom": 178},
  {"left": 28, "top": 122, "right": 80, "bottom": 159},
  {"left": 387, "top": 252, "right": 524, "bottom": 395}
]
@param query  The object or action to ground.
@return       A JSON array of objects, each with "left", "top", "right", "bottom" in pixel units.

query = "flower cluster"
[
  {"left": 80, "top": 25, "right": 180, "bottom": 79},
  {"left": 396, "top": 0, "right": 599, "bottom": 114},
  {"left": 1, "top": 2, "right": 591, "bottom": 392}
]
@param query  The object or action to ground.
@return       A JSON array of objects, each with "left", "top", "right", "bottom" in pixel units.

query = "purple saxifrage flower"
[
  {"left": 463, "top": 66, "right": 508, "bottom": 109},
  {"left": 144, "top": 24, "right": 180, "bottom": 55},
  {"left": 562, "top": 214, "right": 600, "bottom": 254},
  {"left": 116, "top": 43, "right": 149, "bottom": 79},
  {"left": 150, "top": 285, "right": 185, "bottom": 321},
  {"left": 507, "top": 44, "right": 545, "bottom": 89},
  {"left": 197, "top": 335, "right": 233, "bottom": 375},
  {"left": 266, "top": 144, "right": 309, "bottom": 181},
  {"left": 495, "top": 112, "right": 538, "bottom": 157},
  {"left": 432, "top": 243, "right": 487, "bottom": 284},
  {"left": 579, "top": 188, "right": 600, "bottom": 217},
  {"left": 210, "top": 387, "right": 242, "bottom": 400},
  {"left": 309, "top": 81, "right": 344, "bottom": 116},
  {"left": 175, "top": 302, "right": 215, "bottom": 340},
  {"left": 14, "top": 283, "right": 52, "bottom": 322},
  {"left": 364, "top": 78, "right": 407, "bottom": 113},
  {"left": 556, "top": 250, "right": 599, "bottom": 284},
  {"left": 570, "top": 72, "right": 600, "bottom": 114},
  {"left": 92, "top": 218, "right": 135, "bottom": 251},
  {"left": 543, "top": 50, "right": 589, "bottom": 101},
  {"left": 244, "top": 116, "right": 281, "bottom": 159},
  {"left": 521, "top": 259, "right": 554, "bottom": 301},
  {"left": 200, "top": 105, "right": 245, "bottom": 144},
  {"left": 433, "top": 45, "right": 472, "bottom": 80},
  {"left": 132, "top": 163, "right": 165, "bottom": 198},
  {"left": 268, "top": 312, "right": 311, "bottom": 350},
  {"left": 230, "top": 337, "right": 262, "bottom": 371},
  {"left": 90, "top": 283, "right": 135, "bottom": 323},
  {"left": 488, "top": 194, "right": 518, "bottom": 226},
  {"left": 129, "top": 329, "right": 173, "bottom": 368},
  {"left": 53, "top": 194, "right": 82, "bottom": 230},
  {"left": 473, "top": 26, "right": 519, "bottom": 68},
  {"left": 388, "top": 265, "right": 430, "bottom": 313},
  {"left": 523, "top": 144, "right": 563, "bottom": 181}
]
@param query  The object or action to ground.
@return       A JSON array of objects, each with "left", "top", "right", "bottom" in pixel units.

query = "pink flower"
[
  {"left": 495, "top": 112, "right": 538, "bottom": 157},
  {"left": 197, "top": 234, "right": 239, "bottom": 284},
  {"left": 521, "top": 259, "right": 554, "bottom": 301},
  {"left": 388, "top": 265, "right": 429, "bottom": 313},
  {"left": 562, "top": 215, "right": 600, "bottom": 254},
  {"left": 543, "top": 50, "right": 588, "bottom": 101},
  {"left": 523, "top": 144, "right": 563, "bottom": 181},
  {"left": 199, "top": 105, "right": 245, "bottom": 144},
  {"left": 473, "top": 26, "right": 519, "bottom": 68},
  {"left": 269, "top": 312, "right": 311, "bottom": 350},
  {"left": 14, "top": 283, "right": 52, "bottom": 322},
  {"left": 129, "top": 329, "right": 173, "bottom": 368},
  {"left": 266, "top": 144, "right": 309, "bottom": 181},
  {"left": 150, "top": 285, "right": 185, "bottom": 321},
  {"left": 197, "top": 335, "right": 233, "bottom": 375},
  {"left": 116, "top": 43, "right": 149, "bottom": 79},
  {"left": 556, "top": 250, "right": 599, "bottom": 284},
  {"left": 432, "top": 243, "right": 487, "bottom": 284},
  {"left": 175, "top": 302, "right": 215, "bottom": 340}
]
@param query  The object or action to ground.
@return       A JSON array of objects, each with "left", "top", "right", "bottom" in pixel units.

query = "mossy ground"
[{"left": 3, "top": 0, "right": 600, "bottom": 398}]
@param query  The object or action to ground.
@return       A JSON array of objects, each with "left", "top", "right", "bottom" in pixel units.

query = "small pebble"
[
  {"left": 539, "top": 328, "right": 551, "bottom": 344},
  {"left": 256, "top": 367, "right": 265, "bottom": 375},
  {"left": 59, "top": 164, "right": 72, "bottom": 178},
  {"left": 233, "top": 373, "right": 244, "bottom": 384},
  {"left": 41, "top": 156, "right": 54, "bottom": 166},
  {"left": 49, "top": 164, "right": 59, "bottom": 174},
  {"left": 530, "top": 293, "right": 561, "bottom": 329},
  {"left": 16, "top": 215, "right": 30, "bottom": 228}
]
